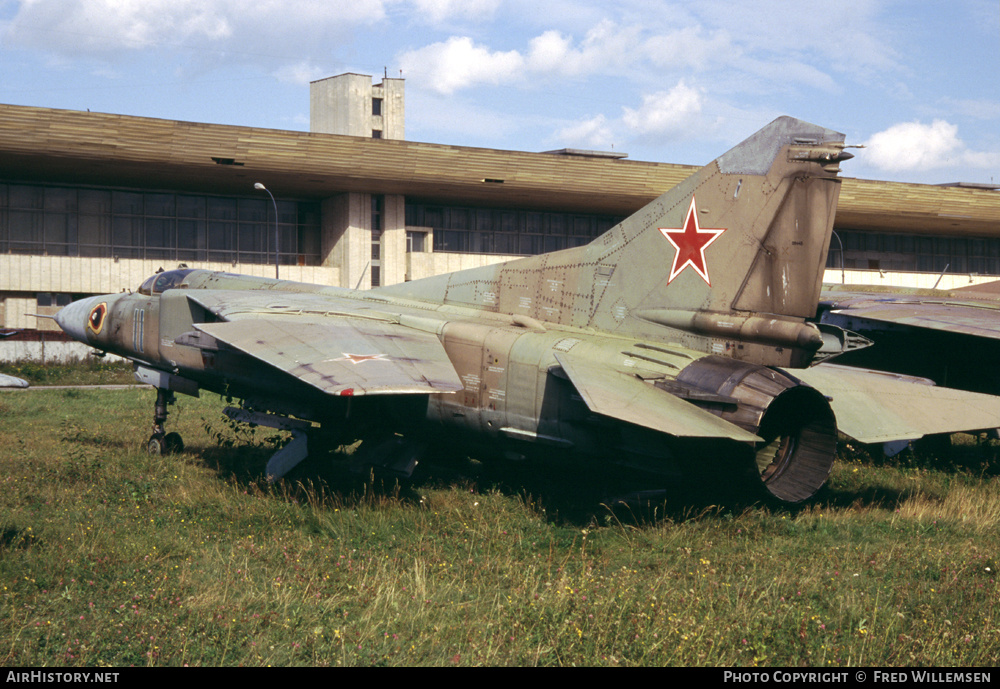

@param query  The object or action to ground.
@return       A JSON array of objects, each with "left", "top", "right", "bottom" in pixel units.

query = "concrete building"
[
  {"left": 2, "top": 73, "right": 1000, "bottom": 360},
  {"left": 310, "top": 73, "right": 405, "bottom": 140}
]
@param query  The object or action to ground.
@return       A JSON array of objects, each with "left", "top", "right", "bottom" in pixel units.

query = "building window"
[
  {"left": 405, "top": 201, "right": 623, "bottom": 256},
  {"left": 372, "top": 98, "right": 382, "bottom": 116},
  {"left": 372, "top": 130, "right": 383, "bottom": 139},
  {"left": 406, "top": 231, "right": 427, "bottom": 253},
  {"left": 36, "top": 293, "right": 72, "bottom": 308},
  {"left": 371, "top": 195, "right": 383, "bottom": 231},
  {"left": 0, "top": 182, "right": 322, "bottom": 266},
  {"left": 827, "top": 229, "right": 1000, "bottom": 276},
  {"left": 370, "top": 195, "right": 383, "bottom": 285}
]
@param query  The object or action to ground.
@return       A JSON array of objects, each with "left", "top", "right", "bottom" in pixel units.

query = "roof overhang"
[{"left": 2, "top": 103, "right": 999, "bottom": 235}]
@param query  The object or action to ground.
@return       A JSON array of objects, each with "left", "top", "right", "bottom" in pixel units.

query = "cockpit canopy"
[{"left": 138, "top": 269, "right": 196, "bottom": 296}]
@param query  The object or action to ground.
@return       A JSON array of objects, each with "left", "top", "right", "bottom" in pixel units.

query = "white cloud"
[
  {"left": 739, "top": 57, "right": 839, "bottom": 94},
  {"left": 403, "top": 20, "right": 728, "bottom": 96},
  {"left": 622, "top": 81, "right": 705, "bottom": 140},
  {"left": 566, "top": 20, "right": 642, "bottom": 73},
  {"left": 865, "top": 120, "right": 999, "bottom": 172},
  {"left": 642, "top": 25, "right": 735, "bottom": 72},
  {"left": 692, "top": 0, "right": 899, "bottom": 76},
  {"left": 399, "top": 36, "right": 524, "bottom": 95},
  {"left": 523, "top": 21, "right": 643, "bottom": 77},
  {"left": 5, "top": 0, "right": 387, "bottom": 57},
  {"left": 409, "top": 0, "right": 501, "bottom": 24},
  {"left": 273, "top": 60, "right": 328, "bottom": 86},
  {"left": 525, "top": 30, "right": 577, "bottom": 73},
  {"left": 551, "top": 114, "right": 614, "bottom": 150},
  {"left": 940, "top": 97, "right": 1000, "bottom": 121}
]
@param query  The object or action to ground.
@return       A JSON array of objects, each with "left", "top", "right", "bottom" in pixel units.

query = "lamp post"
[{"left": 254, "top": 182, "right": 280, "bottom": 279}]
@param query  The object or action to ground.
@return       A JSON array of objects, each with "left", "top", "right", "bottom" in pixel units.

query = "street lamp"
[{"left": 253, "top": 182, "right": 280, "bottom": 279}]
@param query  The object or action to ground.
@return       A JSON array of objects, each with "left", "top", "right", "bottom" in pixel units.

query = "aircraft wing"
[
  {"left": 820, "top": 287, "right": 1000, "bottom": 340},
  {"left": 789, "top": 363, "right": 1000, "bottom": 443},
  {"left": 0, "top": 373, "right": 28, "bottom": 388},
  {"left": 188, "top": 317, "right": 460, "bottom": 399},
  {"left": 184, "top": 290, "right": 463, "bottom": 396},
  {"left": 553, "top": 351, "right": 762, "bottom": 442}
]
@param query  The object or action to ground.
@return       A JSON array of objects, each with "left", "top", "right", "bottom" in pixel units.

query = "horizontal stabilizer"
[
  {"left": 195, "top": 318, "right": 463, "bottom": 396},
  {"left": 823, "top": 294, "right": 1000, "bottom": 340},
  {"left": 789, "top": 363, "right": 1000, "bottom": 442},
  {"left": 554, "top": 351, "right": 761, "bottom": 442}
]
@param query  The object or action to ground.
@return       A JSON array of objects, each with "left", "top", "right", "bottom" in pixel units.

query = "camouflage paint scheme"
[
  {"left": 55, "top": 117, "right": 1000, "bottom": 503},
  {"left": 818, "top": 282, "right": 1000, "bottom": 396}
]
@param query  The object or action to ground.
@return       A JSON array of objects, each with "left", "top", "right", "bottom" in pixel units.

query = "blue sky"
[{"left": 1, "top": 0, "right": 997, "bottom": 185}]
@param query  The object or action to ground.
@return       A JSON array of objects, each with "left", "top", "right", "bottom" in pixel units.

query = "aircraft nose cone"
[{"left": 55, "top": 295, "right": 106, "bottom": 343}]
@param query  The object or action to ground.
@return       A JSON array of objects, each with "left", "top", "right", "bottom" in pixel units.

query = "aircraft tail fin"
[
  {"left": 594, "top": 117, "right": 847, "bottom": 315},
  {"left": 585, "top": 116, "right": 850, "bottom": 365},
  {"left": 376, "top": 117, "right": 850, "bottom": 366}
]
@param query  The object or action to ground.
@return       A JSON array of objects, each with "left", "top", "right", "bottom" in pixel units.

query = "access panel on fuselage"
[{"left": 438, "top": 321, "right": 524, "bottom": 434}]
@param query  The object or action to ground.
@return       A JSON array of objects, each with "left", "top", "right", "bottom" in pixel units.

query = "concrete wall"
[
  {"left": 310, "top": 74, "right": 404, "bottom": 140},
  {"left": 382, "top": 195, "right": 406, "bottom": 286},
  {"left": 379, "top": 78, "right": 405, "bottom": 140},
  {"left": 821, "top": 268, "right": 1000, "bottom": 290},
  {"left": 406, "top": 250, "right": 523, "bottom": 281},
  {"left": 0, "top": 255, "right": 337, "bottom": 329},
  {"left": 311, "top": 73, "right": 370, "bottom": 137},
  {"left": 321, "top": 193, "right": 371, "bottom": 289},
  {"left": 0, "top": 340, "right": 121, "bottom": 364}
]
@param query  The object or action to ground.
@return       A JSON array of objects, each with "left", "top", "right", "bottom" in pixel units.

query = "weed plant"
[{"left": 1, "top": 388, "right": 998, "bottom": 666}]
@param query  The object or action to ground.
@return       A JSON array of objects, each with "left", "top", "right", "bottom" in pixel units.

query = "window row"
[
  {"left": 432, "top": 231, "right": 593, "bottom": 255},
  {"left": 0, "top": 184, "right": 322, "bottom": 265},
  {"left": 829, "top": 230, "right": 1000, "bottom": 275},
  {"left": 406, "top": 202, "right": 622, "bottom": 255}
]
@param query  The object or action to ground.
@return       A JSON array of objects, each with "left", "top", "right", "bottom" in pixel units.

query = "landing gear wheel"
[
  {"left": 148, "top": 432, "right": 183, "bottom": 455},
  {"left": 148, "top": 435, "right": 166, "bottom": 456},
  {"left": 164, "top": 432, "right": 184, "bottom": 454},
  {"left": 147, "top": 387, "right": 181, "bottom": 456}
]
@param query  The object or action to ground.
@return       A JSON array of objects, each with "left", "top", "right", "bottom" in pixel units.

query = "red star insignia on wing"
[
  {"left": 659, "top": 196, "right": 726, "bottom": 286},
  {"left": 334, "top": 353, "right": 387, "bottom": 364}
]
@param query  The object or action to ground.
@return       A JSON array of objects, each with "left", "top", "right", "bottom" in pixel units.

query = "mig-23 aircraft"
[{"left": 54, "top": 117, "right": 1000, "bottom": 504}]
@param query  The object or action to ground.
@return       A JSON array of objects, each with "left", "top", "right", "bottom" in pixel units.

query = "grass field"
[
  {"left": 1, "top": 386, "right": 998, "bottom": 666},
  {"left": 0, "top": 360, "right": 135, "bottom": 387}
]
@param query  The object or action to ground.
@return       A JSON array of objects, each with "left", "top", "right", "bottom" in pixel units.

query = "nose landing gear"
[{"left": 148, "top": 387, "right": 184, "bottom": 455}]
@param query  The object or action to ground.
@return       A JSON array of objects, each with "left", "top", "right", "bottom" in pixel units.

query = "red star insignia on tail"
[{"left": 659, "top": 196, "right": 726, "bottom": 286}]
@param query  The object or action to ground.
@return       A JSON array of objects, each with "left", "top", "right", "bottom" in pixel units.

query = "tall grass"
[
  {"left": 1, "top": 359, "right": 135, "bottom": 386},
  {"left": 1, "top": 387, "right": 998, "bottom": 666}
]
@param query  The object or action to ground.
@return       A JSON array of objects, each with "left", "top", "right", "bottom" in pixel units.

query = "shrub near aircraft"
[{"left": 55, "top": 117, "right": 1000, "bottom": 504}]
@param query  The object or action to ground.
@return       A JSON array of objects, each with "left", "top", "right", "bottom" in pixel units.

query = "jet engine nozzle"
[{"left": 677, "top": 356, "right": 838, "bottom": 503}]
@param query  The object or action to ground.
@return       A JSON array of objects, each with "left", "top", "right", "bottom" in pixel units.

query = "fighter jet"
[
  {"left": 54, "top": 117, "right": 1000, "bottom": 503},
  {"left": 818, "top": 281, "right": 1000, "bottom": 395}
]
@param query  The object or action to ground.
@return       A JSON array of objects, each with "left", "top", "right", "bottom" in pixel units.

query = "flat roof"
[{"left": 2, "top": 103, "right": 999, "bottom": 237}]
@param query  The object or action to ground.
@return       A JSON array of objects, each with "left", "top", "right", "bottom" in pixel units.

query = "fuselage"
[
  {"left": 56, "top": 268, "right": 839, "bottom": 503},
  {"left": 56, "top": 269, "right": 701, "bottom": 448}
]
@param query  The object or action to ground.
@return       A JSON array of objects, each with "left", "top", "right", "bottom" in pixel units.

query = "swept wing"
[
  {"left": 186, "top": 291, "right": 462, "bottom": 397},
  {"left": 820, "top": 285, "right": 1000, "bottom": 340},
  {"left": 791, "top": 364, "right": 1000, "bottom": 443},
  {"left": 553, "top": 351, "right": 761, "bottom": 442}
]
